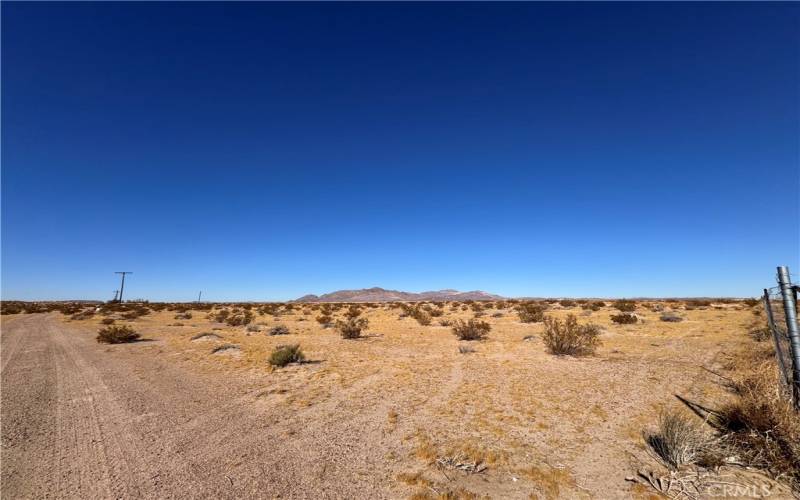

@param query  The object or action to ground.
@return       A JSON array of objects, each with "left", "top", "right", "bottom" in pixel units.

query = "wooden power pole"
[{"left": 115, "top": 272, "right": 132, "bottom": 303}]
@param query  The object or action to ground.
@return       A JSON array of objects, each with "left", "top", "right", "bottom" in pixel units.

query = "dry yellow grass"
[{"left": 70, "top": 300, "right": 761, "bottom": 498}]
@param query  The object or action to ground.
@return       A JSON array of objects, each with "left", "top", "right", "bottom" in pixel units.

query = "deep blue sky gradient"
[{"left": 3, "top": 2, "right": 799, "bottom": 301}]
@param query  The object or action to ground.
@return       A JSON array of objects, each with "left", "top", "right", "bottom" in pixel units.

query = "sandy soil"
[{"left": 1, "top": 302, "right": 760, "bottom": 498}]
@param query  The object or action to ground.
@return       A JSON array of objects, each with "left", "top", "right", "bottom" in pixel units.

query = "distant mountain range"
[{"left": 293, "top": 287, "right": 504, "bottom": 303}]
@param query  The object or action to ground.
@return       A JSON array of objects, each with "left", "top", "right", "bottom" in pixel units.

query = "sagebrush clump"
[
  {"left": 541, "top": 314, "right": 600, "bottom": 356},
  {"left": 452, "top": 319, "right": 491, "bottom": 341},
  {"left": 517, "top": 303, "right": 547, "bottom": 323},
  {"left": 613, "top": 300, "right": 636, "bottom": 312},
  {"left": 316, "top": 314, "right": 333, "bottom": 327},
  {"left": 269, "top": 344, "right": 305, "bottom": 367},
  {"left": 610, "top": 313, "right": 638, "bottom": 324},
  {"left": 268, "top": 325, "right": 290, "bottom": 336},
  {"left": 660, "top": 312, "right": 683, "bottom": 323},
  {"left": 96, "top": 325, "right": 140, "bottom": 344},
  {"left": 336, "top": 317, "right": 369, "bottom": 339}
]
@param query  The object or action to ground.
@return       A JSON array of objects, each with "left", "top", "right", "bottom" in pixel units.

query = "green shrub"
[
  {"left": 336, "top": 317, "right": 369, "bottom": 339},
  {"left": 452, "top": 319, "right": 491, "bottom": 341},
  {"left": 269, "top": 344, "right": 305, "bottom": 367},
  {"left": 542, "top": 314, "right": 600, "bottom": 356},
  {"left": 96, "top": 325, "right": 140, "bottom": 344}
]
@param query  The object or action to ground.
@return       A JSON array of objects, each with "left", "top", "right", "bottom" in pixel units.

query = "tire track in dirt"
[
  {"left": 2, "top": 314, "right": 155, "bottom": 498},
  {"left": 1, "top": 315, "right": 30, "bottom": 377},
  {"left": 2, "top": 314, "right": 397, "bottom": 499}
]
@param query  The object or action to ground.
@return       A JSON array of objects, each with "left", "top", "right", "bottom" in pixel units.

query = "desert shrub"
[
  {"left": 452, "top": 319, "right": 491, "bottom": 341},
  {"left": 259, "top": 304, "right": 280, "bottom": 316},
  {"left": 225, "top": 310, "right": 254, "bottom": 326},
  {"left": 1, "top": 302, "right": 24, "bottom": 315},
  {"left": 439, "top": 319, "right": 452, "bottom": 327},
  {"left": 743, "top": 298, "right": 760, "bottom": 308},
  {"left": 613, "top": 300, "right": 636, "bottom": 312},
  {"left": 581, "top": 302, "right": 602, "bottom": 311},
  {"left": 414, "top": 310, "right": 432, "bottom": 325},
  {"left": 429, "top": 308, "right": 444, "bottom": 317},
  {"left": 345, "top": 305, "right": 362, "bottom": 319},
  {"left": 458, "top": 345, "right": 475, "bottom": 354},
  {"left": 749, "top": 323, "right": 771, "bottom": 342},
  {"left": 316, "top": 314, "right": 333, "bottom": 327},
  {"left": 659, "top": 312, "right": 683, "bottom": 323},
  {"left": 685, "top": 299, "right": 712, "bottom": 309},
  {"left": 61, "top": 303, "right": 87, "bottom": 315},
  {"left": 713, "top": 359, "right": 800, "bottom": 488},
  {"left": 401, "top": 304, "right": 432, "bottom": 325},
  {"left": 610, "top": 313, "right": 638, "bottom": 324},
  {"left": 213, "top": 309, "right": 230, "bottom": 322},
  {"left": 492, "top": 312, "right": 503, "bottom": 318},
  {"left": 96, "top": 325, "right": 140, "bottom": 344},
  {"left": 246, "top": 324, "right": 262, "bottom": 332},
  {"left": 174, "top": 312, "right": 192, "bottom": 320},
  {"left": 268, "top": 325, "right": 290, "bottom": 336},
  {"left": 336, "top": 317, "right": 368, "bottom": 339},
  {"left": 559, "top": 299, "right": 575, "bottom": 308},
  {"left": 644, "top": 410, "right": 710, "bottom": 469},
  {"left": 268, "top": 344, "right": 305, "bottom": 367},
  {"left": 101, "top": 317, "right": 115, "bottom": 325},
  {"left": 517, "top": 303, "right": 546, "bottom": 323},
  {"left": 542, "top": 314, "right": 600, "bottom": 356},
  {"left": 70, "top": 310, "right": 94, "bottom": 320}
]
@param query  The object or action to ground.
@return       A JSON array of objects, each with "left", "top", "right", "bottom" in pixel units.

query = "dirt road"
[{"left": 1, "top": 314, "right": 392, "bottom": 499}]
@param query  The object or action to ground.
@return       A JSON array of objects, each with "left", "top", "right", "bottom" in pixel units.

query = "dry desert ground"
[{"left": 0, "top": 300, "right": 790, "bottom": 499}]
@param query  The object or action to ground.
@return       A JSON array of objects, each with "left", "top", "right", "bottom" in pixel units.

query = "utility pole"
[
  {"left": 777, "top": 266, "right": 800, "bottom": 408},
  {"left": 113, "top": 290, "right": 119, "bottom": 302},
  {"left": 115, "top": 272, "right": 132, "bottom": 303},
  {"left": 198, "top": 291, "right": 202, "bottom": 302}
]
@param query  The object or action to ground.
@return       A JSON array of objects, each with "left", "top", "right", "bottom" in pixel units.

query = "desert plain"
[{"left": 0, "top": 299, "right": 785, "bottom": 499}]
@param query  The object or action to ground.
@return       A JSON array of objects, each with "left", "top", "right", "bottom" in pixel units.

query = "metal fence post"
[
  {"left": 764, "top": 289, "right": 790, "bottom": 390},
  {"left": 777, "top": 266, "right": 800, "bottom": 408}
]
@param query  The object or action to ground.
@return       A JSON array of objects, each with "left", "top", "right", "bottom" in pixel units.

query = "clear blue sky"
[{"left": 2, "top": 2, "right": 798, "bottom": 301}]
